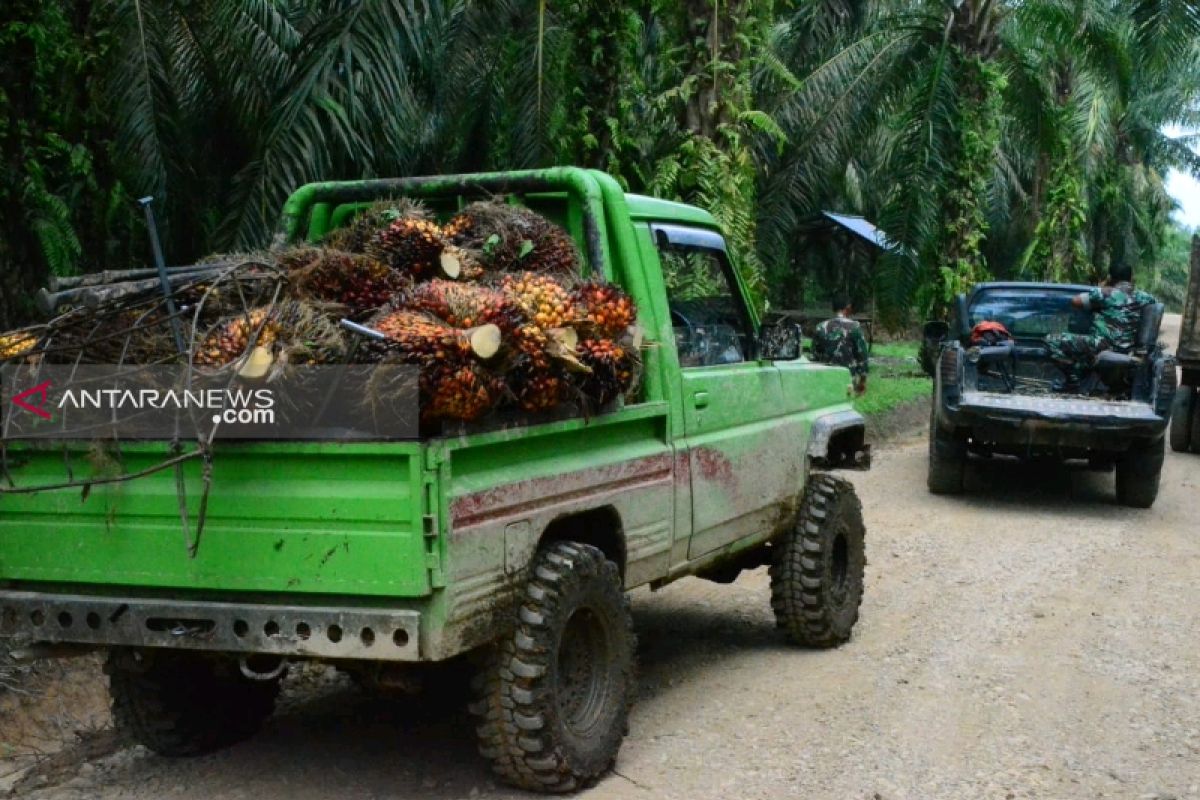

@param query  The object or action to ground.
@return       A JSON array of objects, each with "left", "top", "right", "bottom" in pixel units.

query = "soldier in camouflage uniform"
[
  {"left": 1045, "top": 262, "right": 1156, "bottom": 387},
  {"left": 812, "top": 296, "right": 870, "bottom": 394}
]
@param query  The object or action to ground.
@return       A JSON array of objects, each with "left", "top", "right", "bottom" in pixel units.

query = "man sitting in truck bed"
[{"left": 1045, "top": 262, "right": 1156, "bottom": 388}]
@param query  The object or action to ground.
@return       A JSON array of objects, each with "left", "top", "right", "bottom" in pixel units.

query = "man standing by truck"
[
  {"left": 813, "top": 295, "right": 869, "bottom": 395},
  {"left": 1045, "top": 262, "right": 1156, "bottom": 387}
]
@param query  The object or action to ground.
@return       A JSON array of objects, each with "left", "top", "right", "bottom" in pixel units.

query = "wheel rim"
[
  {"left": 830, "top": 529, "right": 850, "bottom": 605},
  {"left": 555, "top": 607, "right": 612, "bottom": 737}
]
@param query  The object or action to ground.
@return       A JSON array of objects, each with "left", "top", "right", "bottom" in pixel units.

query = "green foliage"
[
  {"left": 927, "top": 56, "right": 1005, "bottom": 318},
  {"left": 0, "top": 1, "right": 138, "bottom": 328},
  {"left": 5, "top": 0, "right": 1200, "bottom": 334},
  {"left": 759, "top": 0, "right": 1200, "bottom": 324},
  {"left": 1142, "top": 225, "right": 1194, "bottom": 311},
  {"left": 1022, "top": 143, "right": 1089, "bottom": 283}
]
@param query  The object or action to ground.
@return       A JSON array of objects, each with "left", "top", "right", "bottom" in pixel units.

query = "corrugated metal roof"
[{"left": 821, "top": 211, "right": 896, "bottom": 251}]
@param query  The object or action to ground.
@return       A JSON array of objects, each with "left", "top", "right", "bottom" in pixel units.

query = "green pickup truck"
[{"left": 0, "top": 168, "right": 868, "bottom": 792}]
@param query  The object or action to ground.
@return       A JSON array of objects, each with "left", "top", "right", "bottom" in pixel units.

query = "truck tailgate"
[
  {"left": 960, "top": 391, "right": 1161, "bottom": 422},
  {"left": 0, "top": 441, "right": 432, "bottom": 598}
]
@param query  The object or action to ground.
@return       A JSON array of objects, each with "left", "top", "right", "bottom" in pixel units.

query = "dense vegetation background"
[{"left": 2, "top": 0, "right": 1198, "bottom": 330}]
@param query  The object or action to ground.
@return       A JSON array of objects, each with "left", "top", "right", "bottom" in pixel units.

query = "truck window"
[{"left": 655, "top": 237, "right": 753, "bottom": 368}]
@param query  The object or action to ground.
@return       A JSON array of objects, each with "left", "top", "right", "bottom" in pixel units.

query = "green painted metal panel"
[
  {"left": 446, "top": 407, "right": 669, "bottom": 496},
  {"left": 623, "top": 194, "right": 718, "bottom": 228},
  {"left": 0, "top": 443, "right": 430, "bottom": 597}
]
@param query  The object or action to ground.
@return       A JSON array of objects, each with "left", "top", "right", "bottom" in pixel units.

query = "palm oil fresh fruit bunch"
[
  {"left": 0, "top": 331, "right": 38, "bottom": 361},
  {"left": 290, "top": 249, "right": 407, "bottom": 312},
  {"left": 371, "top": 309, "right": 501, "bottom": 365},
  {"left": 324, "top": 198, "right": 432, "bottom": 253},
  {"left": 402, "top": 280, "right": 522, "bottom": 335},
  {"left": 194, "top": 307, "right": 280, "bottom": 368},
  {"left": 576, "top": 338, "right": 635, "bottom": 406},
  {"left": 501, "top": 272, "right": 578, "bottom": 330},
  {"left": 509, "top": 358, "right": 569, "bottom": 413},
  {"left": 420, "top": 361, "right": 502, "bottom": 422},
  {"left": 572, "top": 281, "right": 636, "bottom": 339},
  {"left": 444, "top": 201, "right": 581, "bottom": 277},
  {"left": 367, "top": 217, "right": 448, "bottom": 278},
  {"left": 371, "top": 310, "right": 465, "bottom": 365}
]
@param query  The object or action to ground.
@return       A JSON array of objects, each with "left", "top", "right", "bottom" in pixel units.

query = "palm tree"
[
  {"left": 105, "top": 0, "right": 565, "bottom": 258},
  {"left": 762, "top": 0, "right": 1008, "bottom": 319},
  {"left": 758, "top": 0, "right": 1200, "bottom": 319}
]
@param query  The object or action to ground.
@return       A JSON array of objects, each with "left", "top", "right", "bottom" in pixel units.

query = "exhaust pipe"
[{"left": 238, "top": 654, "right": 287, "bottom": 681}]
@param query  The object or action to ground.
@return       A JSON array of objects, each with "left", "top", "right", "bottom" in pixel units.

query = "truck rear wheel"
[
  {"left": 470, "top": 541, "right": 635, "bottom": 793},
  {"left": 1115, "top": 437, "right": 1165, "bottom": 508},
  {"left": 927, "top": 408, "right": 967, "bottom": 494},
  {"left": 770, "top": 474, "right": 865, "bottom": 647},
  {"left": 106, "top": 649, "right": 279, "bottom": 757},
  {"left": 1170, "top": 387, "right": 1194, "bottom": 453},
  {"left": 1192, "top": 388, "right": 1200, "bottom": 453}
]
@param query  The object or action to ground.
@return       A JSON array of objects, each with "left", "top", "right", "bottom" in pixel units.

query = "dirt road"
[{"left": 12, "top": 413, "right": 1200, "bottom": 800}]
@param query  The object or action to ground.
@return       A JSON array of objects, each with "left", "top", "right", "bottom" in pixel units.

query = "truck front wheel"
[
  {"left": 1115, "top": 437, "right": 1166, "bottom": 508},
  {"left": 470, "top": 541, "right": 635, "bottom": 793},
  {"left": 106, "top": 649, "right": 280, "bottom": 757},
  {"left": 770, "top": 474, "right": 866, "bottom": 647}
]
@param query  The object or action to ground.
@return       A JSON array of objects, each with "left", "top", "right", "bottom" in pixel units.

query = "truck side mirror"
[{"left": 758, "top": 320, "right": 803, "bottom": 361}]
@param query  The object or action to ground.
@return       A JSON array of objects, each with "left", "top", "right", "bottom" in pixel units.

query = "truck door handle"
[{"left": 692, "top": 391, "right": 710, "bottom": 408}]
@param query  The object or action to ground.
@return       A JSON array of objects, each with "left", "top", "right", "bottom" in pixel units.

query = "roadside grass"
[
  {"left": 855, "top": 339, "right": 930, "bottom": 417},
  {"left": 869, "top": 340, "right": 920, "bottom": 360}
]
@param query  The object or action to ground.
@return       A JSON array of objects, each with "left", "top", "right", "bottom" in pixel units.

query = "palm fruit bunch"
[
  {"left": 439, "top": 243, "right": 486, "bottom": 280},
  {"left": 509, "top": 359, "right": 569, "bottom": 413},
  {"left": 575, "top": 338, "right": 636, "bottom": 407},
  {"left": 367, "top": 217, "right": 448, "bottom": 279},
  {"left": 440, "top": 211, "right": 475, "bottom": 244},
  {"left": 0, "top": 331, "right": 38, "bottom": 361},
  {"left": 287, "top": 248, "right": 406, "bottom": 312},
  {"left": 420, "top": 361, "right": 504, "bottom": 423},
  {"left": 370, "top": 308, "right": 502, "bottom": 365},
  {"left": 500, "top": 272, "right": 579, "bottom": 330},
  {"left": 324, "top": 198, "right": 432, "bottom": 253},
  {"left": 572, "top": 281, "right": 636, "bottom": 339},
  {"left": 194, "top": 307, "right": 280, "bottom": 368},
  {"left": 401, "top": 280, "right": 522, "bottom": 334},
  {"left": 371, "top": 310, "right": 466, "bottom": 365},
  {"left": 523, "top": 220, "right": 581, "bottom": 277},
  {"left": 444, "top": 201, "right": 581, "bottom": 277},
  {"left": 513, "top": 322, "right": 551, "bottom": 368},
  {"left": 274, "top": 302, "right": 348, "bottom": 367}
]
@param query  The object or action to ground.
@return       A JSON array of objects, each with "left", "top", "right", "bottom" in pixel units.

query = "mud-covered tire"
[
  {"left": 927, "top": 408, "right": 967, "bottom": 494},
  {"left": 1193, "top": 390, "right": 1200, "bottom": 453},
  {"left": 106, "top": 649, "right": 279, "bottom": 757},
  {"left": 1115, "top": 437, "right": 1165, "bottom": 508},
  {"left": 769, "top": 474, "right": 866, "bottom": 648},
  {"left": 470, "top": 541, "right": 635, "bottom": 793},
  {"left": 1170, "top": 387, "right": 1194, "bottom": 453}
]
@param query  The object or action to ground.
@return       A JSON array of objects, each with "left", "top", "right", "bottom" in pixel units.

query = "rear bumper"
[
  {"left": 941, "top": 391, "right": 1168, "bottom": 451},
  {"left": 0, "top": 590, "right": 420, "bottom": 661}
]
